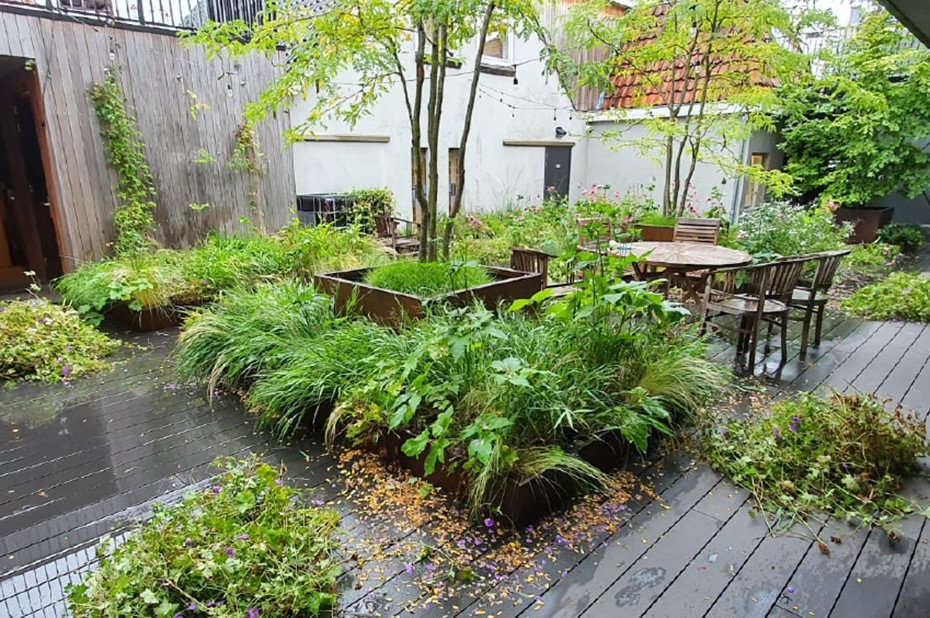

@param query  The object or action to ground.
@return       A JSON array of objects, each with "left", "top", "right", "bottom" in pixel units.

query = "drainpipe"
[{"left": 729, "top": 133, "right": 751, "bottom": 225}]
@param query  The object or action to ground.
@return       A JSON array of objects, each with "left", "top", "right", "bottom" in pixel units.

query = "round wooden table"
[{"left": 621, "top": 241, "right": 752, "bottom": 301}]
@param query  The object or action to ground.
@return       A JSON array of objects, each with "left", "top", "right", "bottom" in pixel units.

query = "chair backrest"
[
  {"left": 673, "top": 218, "right": 721, "bottom": 244},
  {"left": 812, "top": 249, "right": 851, "bottom": 292},
  {"left": 576, "top": 217, "right": 612, "bottom": 251},
  {"left": 510, "top": 247, "right": 550, "bottom": 284},
  {"left": 374, "top": 214, "right": 395, "bottom": 239},
  {"left": 749, "top": 258, "right": 806, "bottom": 304}
]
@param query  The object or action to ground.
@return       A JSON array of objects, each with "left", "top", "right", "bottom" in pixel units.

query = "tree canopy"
[{"left": 778, "top": 8, "right": 930, "bottom": 207}]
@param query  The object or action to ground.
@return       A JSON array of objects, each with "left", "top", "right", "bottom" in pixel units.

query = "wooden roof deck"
[{"left": 1, "top": 263, "right": 929, "bottom": 617}]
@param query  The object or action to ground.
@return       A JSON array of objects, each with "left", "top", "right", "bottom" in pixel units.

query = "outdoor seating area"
[{"left": 3, "top": 0, "right": 930, "bottom": 616}]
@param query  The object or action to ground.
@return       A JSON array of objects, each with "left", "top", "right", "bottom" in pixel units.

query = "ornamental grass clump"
[
  {"left": 842, "top": 272, "right": 930, "bottom": 322},
  {"left": 703, "top": 392, "right": 928, "bottom": 534},
  {"left": 66, "top": 457, "right": 341, "bottom": 617},
  {"left": 0, "top": 297, "right": 119, "bottom": 384},
  {"left": 364, "top": 261, "right": 492, "bottom": 296}
]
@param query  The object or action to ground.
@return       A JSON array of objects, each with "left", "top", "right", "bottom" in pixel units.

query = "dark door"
[
  {"left": 544, "top": 146, "right": 571, "bottom": 199},
  {"left": 0, "top": 63, "right": 61, "bottom": 284}
]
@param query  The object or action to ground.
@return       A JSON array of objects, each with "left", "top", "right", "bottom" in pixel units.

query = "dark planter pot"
[
  {"left": 834, "top": 206, "right": 894, "bottom": 244},
  {"left": 576, "top": 432, "right": 631, "bottom": 472},
  {"left": 635, "top": 225, "right": 675, "bottom": 242},
  {"left": 314, "top": 266, "right": 544, "bottom": 326},
  {"left": 381, "top": 429, "right": 582, "bottom": 528},
  {"left": 107, "top": 304, "right": 185, "bottom": 332}
]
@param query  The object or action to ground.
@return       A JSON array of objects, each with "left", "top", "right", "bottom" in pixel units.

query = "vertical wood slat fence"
[{"left": 0, "top": 8, "right": 294, "bottom": 267}]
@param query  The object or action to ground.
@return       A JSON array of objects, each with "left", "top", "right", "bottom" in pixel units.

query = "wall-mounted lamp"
[{"left": 555, "top": 126, "right": 567, "bottom": 139}]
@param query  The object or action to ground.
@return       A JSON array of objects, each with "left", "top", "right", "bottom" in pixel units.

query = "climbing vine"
[
  {"left": 229, "top": 120, "right": 266, "bottom": 234},
  {"left": 89, "top": 69, "right": 157, "bottom": 255}
]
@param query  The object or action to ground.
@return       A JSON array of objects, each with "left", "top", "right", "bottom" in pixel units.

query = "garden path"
[{"left": 1, "top": 260, "right": 930, "bottom": 617}]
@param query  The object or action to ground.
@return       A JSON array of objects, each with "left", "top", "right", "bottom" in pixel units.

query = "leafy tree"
[
  {"left": 557, "top": 0, "right": 814, "bottom": 216},
  {"left": 184, "top": 0, "right": 541, "bottom": 261},
  {"left": 778, "top": 7, "right": 930, "bottom": 207}
]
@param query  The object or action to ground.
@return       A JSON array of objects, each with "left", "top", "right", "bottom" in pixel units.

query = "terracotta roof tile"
[{"left": 602, "top": 2, "right": 775, "bottom": 110}]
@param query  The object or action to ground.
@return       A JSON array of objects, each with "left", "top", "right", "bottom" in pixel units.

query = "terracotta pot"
[{"left": 833, "top": 206, "right": 894, "bottom": 244}]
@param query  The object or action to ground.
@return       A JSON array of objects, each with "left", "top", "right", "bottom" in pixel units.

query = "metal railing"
[{"left": 0, "top": 0, "right": 263, "bottom": 31}]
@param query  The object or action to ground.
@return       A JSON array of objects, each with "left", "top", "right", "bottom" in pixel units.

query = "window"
[
  {"left": 448, "top": 148, "right": 460, "bottom": 210},
  {"left": 743, "top": 152, "right": 769, "bottom": 208},
  {"left": 483, "top": 26, "right": 512, "bottom": 63},
  {"left": 411, "top": 147, "right": 429, "bottom": 222}
]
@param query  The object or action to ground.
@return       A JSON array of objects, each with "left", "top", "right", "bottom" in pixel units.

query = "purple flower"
[
  {"left": 772, "top": 426, "right": 781, "bottom": 440},
  {"left": 720, "top": 427, "right": 728, "bottom": 438},
  {"left": 201, "top": 279, "right": 209, "bottom": 286},
  {"left": 791, "top": 416, "right": 801, "bottom": 424},
  {"left": 425, "top": 563, "right": 436, "bottom": 572},
  {"left": 245, "top": 607, "right": 260, "bottom": 618},
  {"left": 174, "top": 614, "right": 183, "bottom": 618},
  {"left": 188, "top": 603, "right": 197, "bottom": 610},
  {"left": 405, "top": 563, "right": 414, "bottom": 575},
  {"left": 224, "top": 547, "right": 235, "bottom": 557},
  {"left": 212, "top": 485, "right": 221, "bottom": 494},
  {"left": 237, "top": 533, "right": 250, "bottom": 541},
  {"left": 275, "top": 478, "right": 283, "bottom": 486},
  {"left": 483, "top": 518, "right": 495, "bottom": 528},
  {"left": 184, "top": 537, "right": 194, "bottom": 547},
  {"left": 61, "top": 366, "right": 72, "bottom": 377},
  {"left": 787, "top": 586, "right": 796, "bottom": 594}
]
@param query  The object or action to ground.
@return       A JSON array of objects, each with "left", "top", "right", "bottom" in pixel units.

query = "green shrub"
[
  {"left": 177, "top": 263, "right": 727, "bottom": 519},
  {"left": 877, "top": 223, "right": 925, "bottom": 254},
  {"left": 0, "top": 297, "right": 120, "bottom": 384},
  {"left": 66, "top": 457, "right": 341, "bottom": 617},
  {"left": 703, "top": 392, "right": 928, "bottom": 532},
  {"left": 734, "top": 202, "right": 852, "bottom": 259},
  {"left": 364, "top": 261, "right": 492, "bottom": 296},
  {"left": 843, "top": 272, "right": 930, "bottom": 322},
  {"left": 637, "top": 211, "right": 678, "bottom": 227},
  {"left": 55, "top": 251, "right": 197, "bottom": 324},
  {"left": 174, "top": 281, "right": 337, "bottom": 395},
  {"left": 843, "top": 242, "right": 901, "bottom": 277}
]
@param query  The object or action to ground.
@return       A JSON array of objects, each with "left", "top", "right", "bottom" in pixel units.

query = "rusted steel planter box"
[
  {"left": 635, "top": 224, "right": 675, "bottom": 242},
  {"left": 834, "top": 206, "right": 894, "bottom": 244},
  {"left": 380, "top": 429, "right": 630, "bottom": 527},
  {"left": 314, "top": 266, "right": 544, "bottom": 326},
  {"left": 107, "top": 304, "right": 185, "bottom": 332}
]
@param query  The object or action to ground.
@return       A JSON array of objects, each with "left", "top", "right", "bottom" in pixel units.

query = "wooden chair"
[
  {"left": 701, "top": 258, "right": 806, "bottom": 372},
  {"left": 375, "top": 214, "right": 420, "bottom": 255},
  {"left": 784, "top": 249, "right": 850, "bottom": 357},
  {"left": 576, "top": 217, "right": 612, "bottom": 252},
  {"left": 510, "top": 247, "right": 553, "bottom": 285},
  {"left": 674, "top": 218, "right": 721, "bottom": 245}
]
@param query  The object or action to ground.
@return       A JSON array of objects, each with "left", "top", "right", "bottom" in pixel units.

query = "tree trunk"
[
  {"left": 662, "top": 135, "right": 674, "bottom": 216},
  {"left": 442, "top": 1, "right": 496, "bottom": 260}
]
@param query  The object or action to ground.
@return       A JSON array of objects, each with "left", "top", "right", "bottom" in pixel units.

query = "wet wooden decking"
[{"left": 2, "top": 292, "right": 930, "bottom": 617}]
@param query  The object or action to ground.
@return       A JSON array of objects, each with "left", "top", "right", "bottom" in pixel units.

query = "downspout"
[{"left": 729, "top": 133, "right": 751, "bottom": 224}]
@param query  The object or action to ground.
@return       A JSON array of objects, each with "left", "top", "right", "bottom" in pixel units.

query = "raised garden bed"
[
  {"left": 314, "top": 266, "right": 544, "bottom": 326},
  {"left": 834, "top": 206, "right": 894, "bottom": 244},
  {"left": 380, "top": 429, "right": 629, "bottom": 527},
  {"left": 106, "top": 304, "right": 187, "bottom": 332}
]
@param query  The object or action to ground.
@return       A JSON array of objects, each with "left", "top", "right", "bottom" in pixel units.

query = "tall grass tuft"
[{"left": 364, "top": 261, "right": 492, "bottom": 296}]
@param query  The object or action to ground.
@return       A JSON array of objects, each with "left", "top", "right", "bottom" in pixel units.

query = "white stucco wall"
[
  {"left": 291, "top": 33, "right": 588, "bottom": 219},
  {"left": 581, "top": 118, "right": 784, "bottom": 220}
]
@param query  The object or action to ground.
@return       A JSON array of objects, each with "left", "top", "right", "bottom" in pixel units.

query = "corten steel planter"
[
  {"left": 107, "top": 304, "right": 185, "bottom": 332},
  {"left": 380, "top": 429, "right": 632, "bottom": 527},
  {"left": 635, "top": 224, "right": 675, "bottom": 242},
  {"left": 834, "top": 206, "right": 894, "bottom": 244},
  {"left": 314, "top": 266, "right": 544, "bottom": 326}
]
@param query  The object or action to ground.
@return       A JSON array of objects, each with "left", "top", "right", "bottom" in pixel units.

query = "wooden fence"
[{"left": 0, "top": 8, "right": 295, "bottom": 267}]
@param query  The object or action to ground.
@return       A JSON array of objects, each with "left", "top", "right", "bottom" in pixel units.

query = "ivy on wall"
[
  {"left": 89, "top": 69, "right": 157, "bottom": 255},
  {"left": 229, "top": 120, "right": 266, "bottom": 234}
]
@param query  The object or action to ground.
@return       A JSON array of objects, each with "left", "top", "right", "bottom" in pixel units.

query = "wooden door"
[{"left": 0, "top": 65, "right": 61, "bottom": 284}]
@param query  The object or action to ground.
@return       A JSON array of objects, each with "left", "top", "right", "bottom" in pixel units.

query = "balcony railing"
[{"left": 0, "top": 0, "right": 263, "bottom": 31}]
